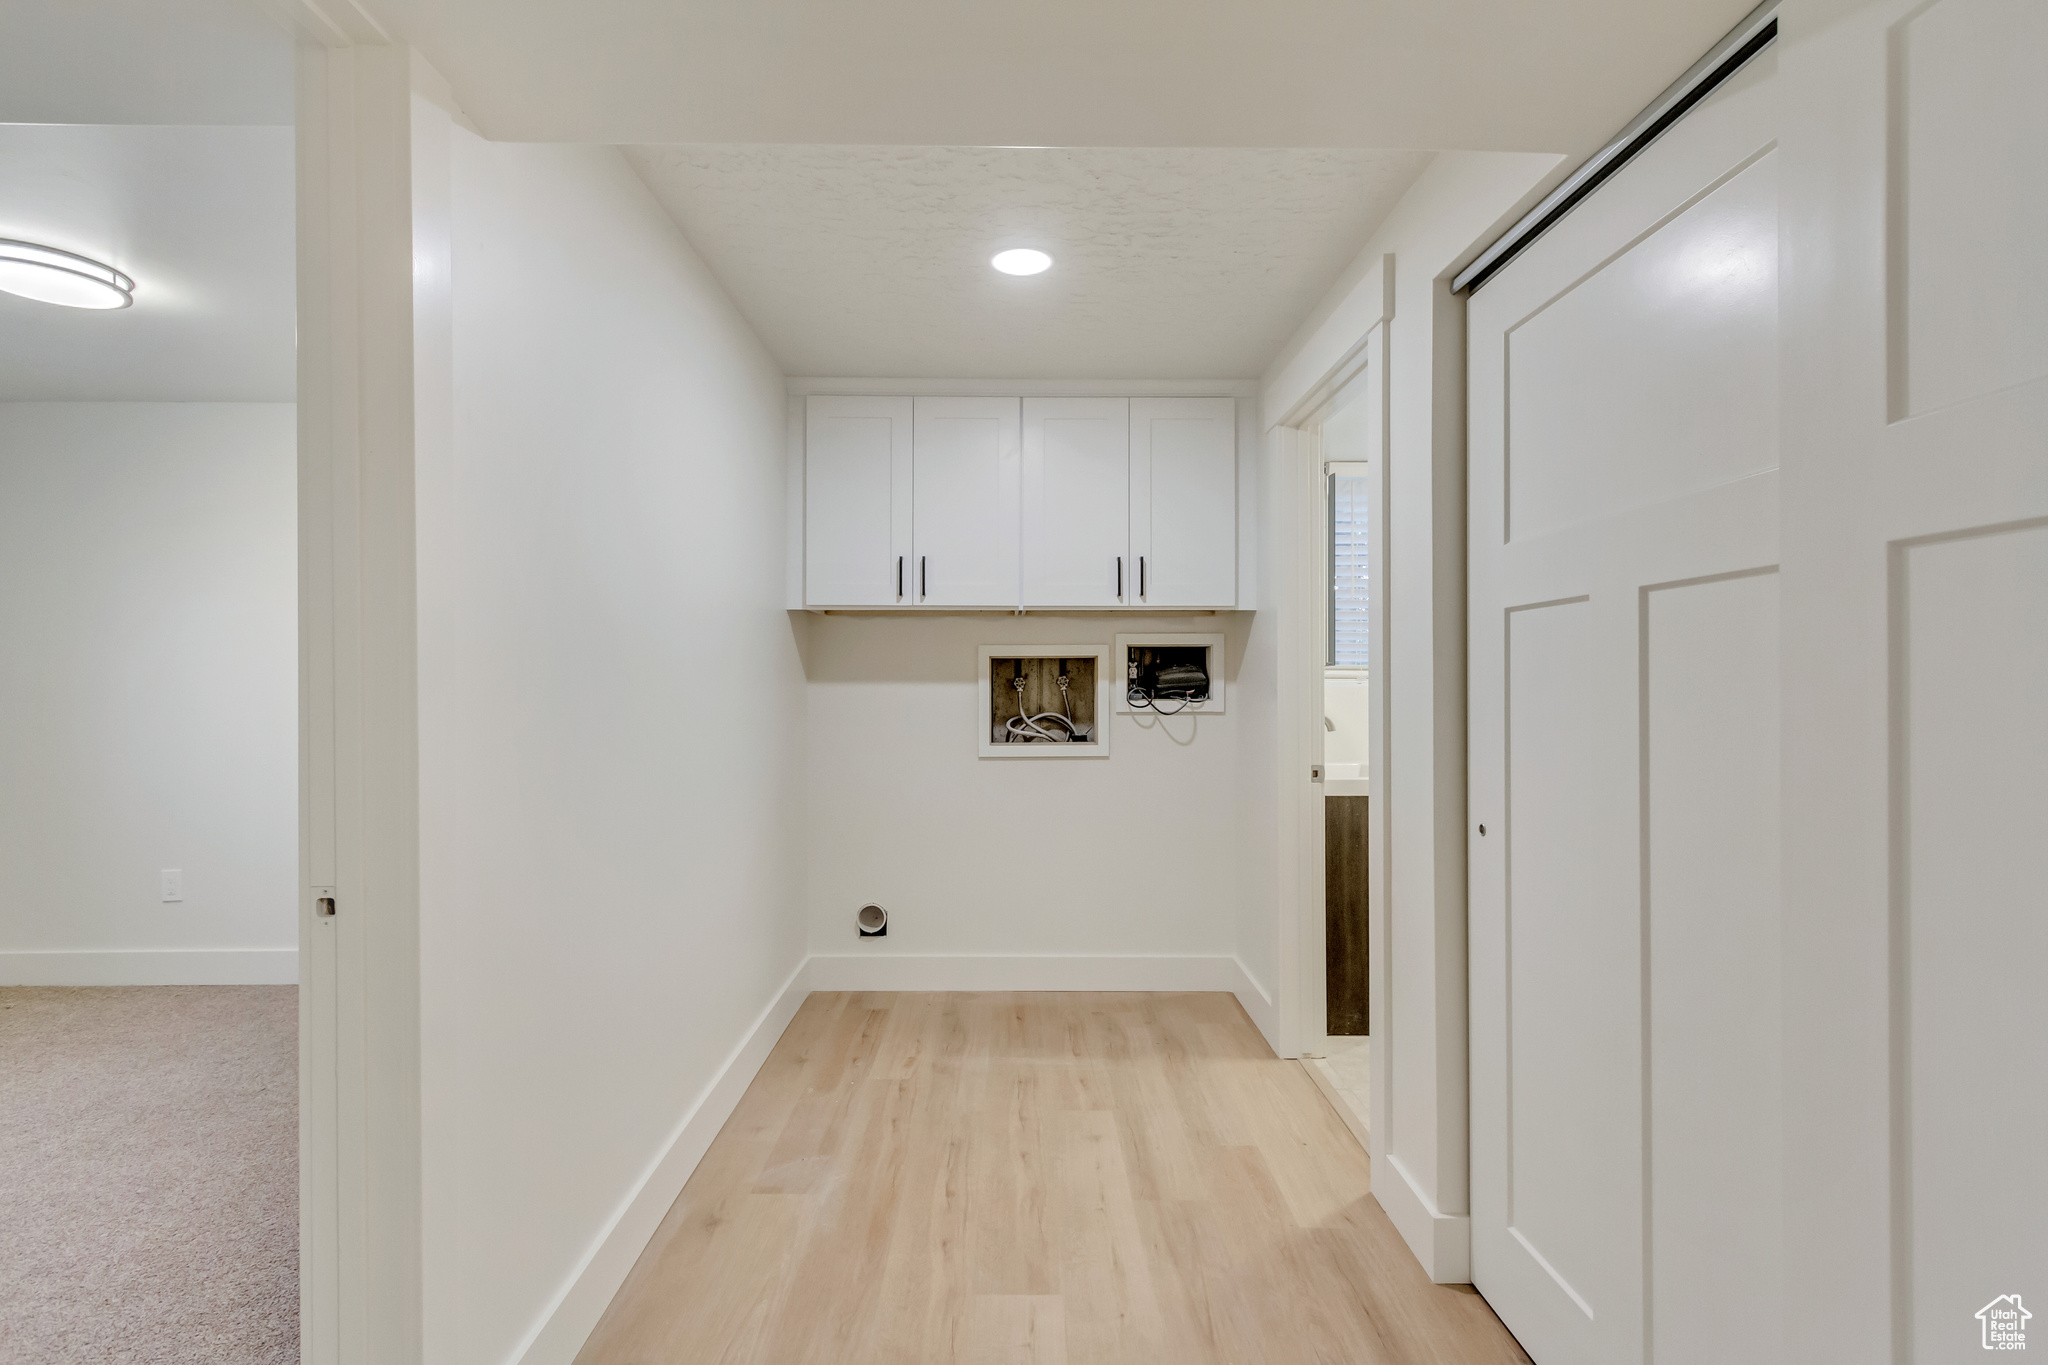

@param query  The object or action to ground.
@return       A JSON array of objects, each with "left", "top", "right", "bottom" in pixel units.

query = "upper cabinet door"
[
  {"left": 1130, "top": 397, "right": 1236, "bottom": 608},
  {"left": 806, "top": 396, "right": 912, "bottom": 607},
  {"left": 912, "top": 397, "right": 1020, "bottom": 608},
  {"left": 1022, "top": 397, "right": 1129, "bottom": 609}
]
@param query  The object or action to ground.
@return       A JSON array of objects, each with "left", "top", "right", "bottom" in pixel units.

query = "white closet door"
[
  {"left": 1780, "top": 2, "right": 2048, "bottom": 1359},
  {"left": 1467, "top": 57, "right": 1781, "bottom": 1365},
  {"left": 912, "top": 396, "right": 1019, "bottom": 608},
  {"left": 1022, "top": 397, "right": 1128, "bottom": 608},
  {"left": 805, "top": 396, "right": 911, "bottom": 607},
  {"left": 1130, "top": 397, "right": 1236, "bottom": 608}
]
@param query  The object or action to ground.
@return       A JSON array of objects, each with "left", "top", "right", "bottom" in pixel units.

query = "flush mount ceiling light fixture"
[
  {"left": 991, "top": 248, "right": 1053, "bottom": 276},
  {"left": 0, "top": 239, "right": 135, "bottom": 309}
]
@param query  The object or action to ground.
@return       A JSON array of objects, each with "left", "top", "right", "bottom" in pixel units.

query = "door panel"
[
  {"left": 913, "top": 396, "right": 1019, "bottom": 608},
  {"left": 1022, "top": 397, "right": 1127, "bottom": 608},
  {"left": 1502, "top": 595, "right": 1638, "bottom": 1343},
  {"left": 1897, "top": 0, "right": 2048, "bottom": 416},
  {"left": 1130, "top": 397, "right": 1235, "bottom": 608},
  {"left": 1646, "top": 570, "right": 1781, "bottom": 1365},
  {"left": 1468, "top": 55, "right": 1781, "bottom": 1365},
  {"left": 1779, "top": 3, "right": 2048, "bottom": 1356},
  {"left": 805, "top": 396, "right": 911, "bottom": 607},
  {"left": 1507, "top": 153, "right": 1778, "bottom": 542},
  {"left": 1901, "top": 527, "right": 2048, "bottom": 1357}
]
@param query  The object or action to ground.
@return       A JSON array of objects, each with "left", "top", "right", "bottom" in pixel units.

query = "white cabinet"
[
  {"left": 911, "top": 397, "right": 1019, "bottom": 608},
  {"left": 801, "top": 392, "right": 1234, "bottom": 611},
  {"left": 1130, "top": 397, "right": 1236, "bottom": 608},
  {"left": 805, "top": 396, "right": 911, "bottom": 607},
  {"left": 1022, "top": 397, "right": 1129, "bottom": 608}
]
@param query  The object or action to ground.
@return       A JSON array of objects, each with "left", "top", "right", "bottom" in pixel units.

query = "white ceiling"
[
  {"left": 0, "top": 124, "right": 297, "bottom": 402},
  {"left": 368, "top": 0, "right": 1753, "bottom": 156},
  {"left": 628, "top": 144, "right": 1435, "bottom": 379},
  {"left": 1, "top": 0, "right": 293, "bottom": 126},
  {"left": 0, "top": 0, "right": 1763, "bottom": 396},
  {"left": 364, "top": 0, "right": 1757, "bottom": 382}
]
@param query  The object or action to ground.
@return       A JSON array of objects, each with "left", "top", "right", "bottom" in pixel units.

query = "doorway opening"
[
  {"left": 1303, "top": 383, "right": 1376, "bottom": 1145},
  {"left": 0, "top": 4, "right": 302, "bottom": 1361}
]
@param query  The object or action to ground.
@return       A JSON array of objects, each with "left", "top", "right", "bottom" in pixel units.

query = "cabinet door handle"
[
  {"left": 1116, "top": 556, "right": 1123, "bottom": 599},
  {"left": 920, "top": 556, "right": 927, "bottom": 599},
  {"left": 897, "top": 555, "right": 903, "bottom": 599},
  {"left": 1139, "top": 555, "right": 1146, "bottom": 598}
]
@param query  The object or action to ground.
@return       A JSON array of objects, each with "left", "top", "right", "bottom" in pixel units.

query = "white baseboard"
[
  {"left": 1374, "top": 1150, "right": 1472, "bottom": 1283},
  {"left": 510, "top": 954, "right": 815, "bottom": 1365},
  {"left": 1300, "top": 1058, "right": 1370, "bottom": 1151},
  {"left": 0, "top": 948, "right": 299, "bottom": 986},
  {"left": 510, "top": 952, "right": 1279, "bottom": 1365},
  {"left": 1231, "top": 958, "right": 1279, "bottom": 1052},
  {"left": 808, "top": 951, "right": 1256, "bottom": 995}
]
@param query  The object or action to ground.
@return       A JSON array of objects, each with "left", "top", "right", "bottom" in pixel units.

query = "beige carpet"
[{"left": 0, "top": 986, "right": 298, "bottom": 1365}]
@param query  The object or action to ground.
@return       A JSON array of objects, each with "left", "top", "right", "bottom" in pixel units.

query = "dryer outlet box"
[{"left": 1115, "top": 633, "right": 1226, "bottom": 715}]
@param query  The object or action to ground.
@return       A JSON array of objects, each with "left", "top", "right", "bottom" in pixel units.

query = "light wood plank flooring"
[{"left": 577, "top": 991, "right": 1529, "bottom": 1365}]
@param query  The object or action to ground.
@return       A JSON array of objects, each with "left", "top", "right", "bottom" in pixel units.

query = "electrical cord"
[
  {"left": 1127, "top": 681, "right": 1207, "bottom": 715},
  {"left": 1125, "top": 657, "right": 1209, "bottom": 715},
  {"left": 1129, "top": 685, "right": 1200, "bottom": 715}
]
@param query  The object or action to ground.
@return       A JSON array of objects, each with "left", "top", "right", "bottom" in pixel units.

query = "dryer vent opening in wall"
[{"left": 857, "top": 904, "right": 887, "bottom": 937}]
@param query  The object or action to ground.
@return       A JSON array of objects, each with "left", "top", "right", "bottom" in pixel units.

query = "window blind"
[{"left": 1330, "top": 474, "right": 1369, "bottom": 668}]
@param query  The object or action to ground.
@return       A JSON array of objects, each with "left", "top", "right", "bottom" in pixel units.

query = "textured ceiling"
[
  {"left": 364, "top": 0, "right": 1754, "bottom": 159},
  {"left": 627, "top": 144, "right": 1435, "bottom": 379},
  {"left": 0, "top": 124, "right": 296, "bottom": 402}
]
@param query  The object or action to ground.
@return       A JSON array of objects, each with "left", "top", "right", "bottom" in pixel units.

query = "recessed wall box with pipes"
[
  {"left": 1114, "top": 633, "right": 1225, "bottom": 715},
  {"left": 977, "top": 646, "right": 1112, "bottom": 758}
]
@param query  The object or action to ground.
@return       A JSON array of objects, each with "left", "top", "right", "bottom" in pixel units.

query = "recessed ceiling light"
[
  {"left": 0, "top": 240, "right": 135, "bottom": 310},
  {"left": 991, "top": 248, "right": 1053, "bottom": 276}
]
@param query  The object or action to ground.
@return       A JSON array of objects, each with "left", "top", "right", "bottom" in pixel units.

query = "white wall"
[
  {"left": 1232, "top": 431, "right": 1292, "bottom": 1038},
  {"left": 1257, "top": 150, "right": 1561, "bottom": 1281},
  {"left": 414, "top": 134, "right": 806, "bottom": 1365},
  {"left": 0, "top": 401, "right": 297, "bottom": 984},
  {"left": 804, "top": 612, "right": 1248, "bottom": 979}
]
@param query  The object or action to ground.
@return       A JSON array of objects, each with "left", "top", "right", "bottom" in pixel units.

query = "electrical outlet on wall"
[{"left": 160, "top": 869, "right": 184, "bottom": 903}]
